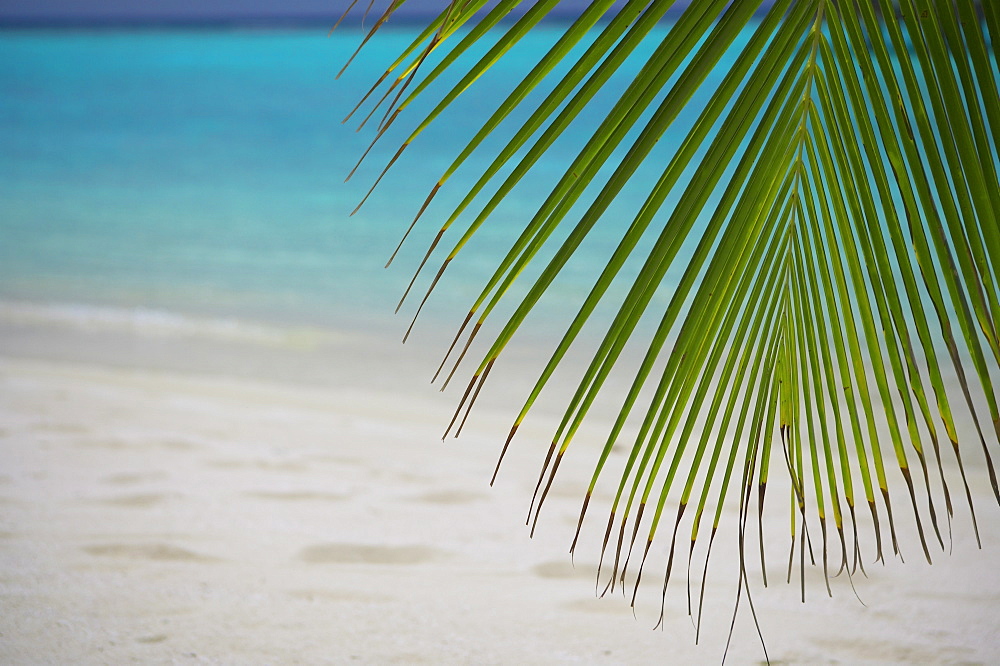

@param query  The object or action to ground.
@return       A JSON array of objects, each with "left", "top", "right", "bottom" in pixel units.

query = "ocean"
[{"left": 0, "top": 24, "right": 724, "bottom": 357}]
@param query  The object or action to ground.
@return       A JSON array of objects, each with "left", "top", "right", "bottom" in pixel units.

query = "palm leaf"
[{"left": 339, "top": 0, "right": 999, "bottom": 647}]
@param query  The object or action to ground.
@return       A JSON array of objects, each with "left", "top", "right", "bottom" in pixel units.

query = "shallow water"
[{"left": 0, "top": 25, "right": 719, "bottom": 344}]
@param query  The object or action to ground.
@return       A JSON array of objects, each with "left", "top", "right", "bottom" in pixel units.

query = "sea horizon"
[{"left": 0, "top": 0, "right": 780, "bottom": 30}]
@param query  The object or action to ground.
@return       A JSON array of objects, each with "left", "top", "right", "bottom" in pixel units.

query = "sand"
[{"left": 1, "top": 309, "right": 999, "bottom": 664}]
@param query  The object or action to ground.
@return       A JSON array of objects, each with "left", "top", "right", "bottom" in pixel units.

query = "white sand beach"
[{"left": 1, "top": 307, "right": 999, "bottom": 665}]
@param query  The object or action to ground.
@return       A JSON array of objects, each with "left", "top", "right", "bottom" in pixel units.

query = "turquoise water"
[{"left": 0, "top": 26, "right": 724, "bottom": 342}]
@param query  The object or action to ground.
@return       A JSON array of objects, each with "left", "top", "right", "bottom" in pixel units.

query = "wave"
[{"left": 0, "top": 300, "right": 343, "bottom": 349}]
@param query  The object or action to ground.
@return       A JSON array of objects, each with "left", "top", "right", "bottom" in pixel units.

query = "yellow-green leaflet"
[{"left": 339, "top": 0, "right": 1000, "bottom": 650}]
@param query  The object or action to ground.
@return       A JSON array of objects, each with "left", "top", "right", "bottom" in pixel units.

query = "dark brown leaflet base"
[
  {"left": 333, "top": 0, "right": 384, "bottom": 36},
  {"left": 868, "top": 497, "right": 884, "bottom": 564},
  {"left": 846, "top": 501, "right": 866, "bottom": 578},
  {"left": 600, "top": 508, "right": 629, "bottom": 598},
  {"left": 895, "top": 333, "right": 958, "bottom": 548},
  {"left": 964, "top": 382, "right": 1000, "bottom": 507},
  {"left": 619, "top": 503, "right": 647, "bottom": 600},
  {"left": 373, "top": 36, "right": 437, "bottom": 133},
  {"left": 389, "top": 186, "right": 440, "bottom": 271},
  {"left": 441, "top": 357, "right": 494, "bottom": 439},
  {"left": 529, "top": 450, "right": 563, "bottom": 537},
  {"left": 373, "top": 0, "right": 470, "bottom": 134},
  {"left": 796, "top": 520, "right": 806, "bottom": 602},
  {"left": 722, "top": 567, "right": 769, "bottom": 666},
  {"left": 835, "top": 516, "right": 867, "bottom": 608},
  {"left": 653, "top": 502, "right": 686, "bottom": 631},
  {"left": 690, "top": 337, "right": 781, "bottom": 637},
  {"left": 331, "top": 0, "right": 364, "bottom": 34},
  {"left": 373, "top": 29, "right": 455, "bottom": 131},
  {"left": 919, "top": 240, "right": 1000, "bottom": 507},
  {"left": 780, "top": 425, "right": 814, "bottom": 602},
  {"left": 899, "top": 465, "right": 933, "bottom": 565},
  {"left": 568, "top": 466, "right": 606, "bottom": 577},
  {"left": 889, "top": 357, "right": 952, "bottom": 552},
  {"left": 757, "top": 481, "right": 767, "bottom": 587},
  {"left": 854, "top": 9, "right": 996, "bottom": 575},
  {"left": 930, "top": 435, "right": 955, "bottom": 551},
  {"left": 342, "top": 27, "right": 431, "bottom": 129},
  {"left": 345, "top": 18, "right": 455, "bottom": 208},
  {"left": 348, "top": 133, "right": 405, "bottom": 214},
  {"left": 432, "top": 312, "right": 473, "bottom": 384},
  {"left": 490, "top": 424, "right": 519, "bottom": 486},
  {"left": 952, "top": 439, "right": 981, "bottom": 549},
  {"left": 593, "top": 508, "right": 616, "bottom": 597},
  {"left": 526, "top": 442, "right": 556, "bottom": 526},
  {"left": 686, "top": 535, "right": 697, "bottom": 618},
  {"left": 336, "top": 0, "right": 404, "bottom": 80},
  {"left": 347, "top": 0, "right": 489, "bottom": 253},
  {"left": 359, "top": 0, "right": 380, "bottom": 30},
  {"left": 455, "top": 359, "right": 494, "bottom": 437},
  {"left": 358, "top": 82, "right": 403, "bottom": 132},
  {"left": 818, "top": 518, "right": 832, "bottom": 597},
  {"left": 530, "top": 432, "right": 575, "bottom": 535},
  {"left": 567, "top": 488, "right": 589, "bottom": 557},
  {"left": 724, "top": 426, "right": 768, "bottom": 665},
  {"left": 694, "top": 526, "right": 717, "bottom": 645},
  {"left": 397, "top": 232, "right": 453, "bottom": 339},
  {"left": 344, "top": 71, "right": 392, "bottom": 127},
  {"left": 832, "top": 518, "right": 848, "bottom": 578},
  {"left": 443, "top": 371, "right": 480, "bottom": 439},
  {"left": 785, "top": 532, "right": 795, "bottom": 589},
  {"left": 880, "top": 486, "right": 902, "bottom": 562},
  {"left": 401, "top": 257, "right": 450, "bottom": 343},
  {"left": 927, "top": 427, "right": 955, "bottom": 549},
  {"left": 344, "top": 107, "right": 399, "bottom": 183},
  {"left": 887, "top": 369, "right": 946, "bottom": 552},
  {"left": 629, "top": 537, "right": 652, "bottom": 611},
  {"left": 885, "top": 150, "right": 1000, "bottom": 515},
  {"left": 440, "top": 321, "right": 482, "bottom": 390},
  {"left": 914, "top": 447, "right": 946, "bottom": 552},
  {"left": 600, "top": 502, "right": 642, "bottom": 599}
]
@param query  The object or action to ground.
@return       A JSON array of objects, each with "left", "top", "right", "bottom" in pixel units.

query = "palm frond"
[{"left": 339, "top": 0, "right": 1000, "bottom": 642}]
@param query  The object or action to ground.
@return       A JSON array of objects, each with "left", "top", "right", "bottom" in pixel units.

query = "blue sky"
[
  {"left": 0, "top": 0, "right": 717, "bottom": 23},
  {"left": 0, "top": 0, "right": 347, "bottom": 21}
]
